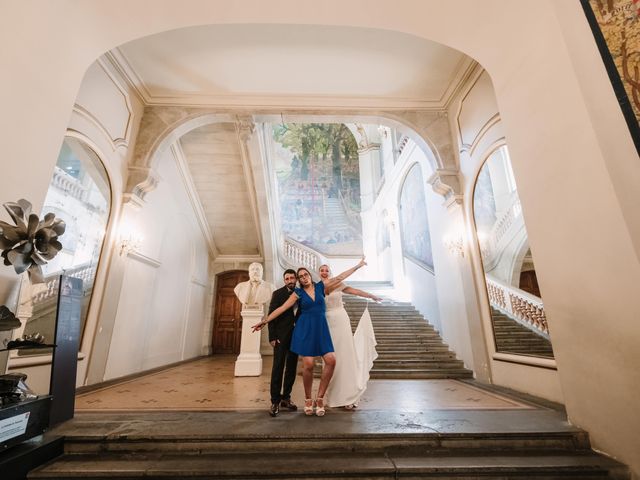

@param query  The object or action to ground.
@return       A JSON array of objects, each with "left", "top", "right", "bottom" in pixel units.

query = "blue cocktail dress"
[{"left": 290, "top": 282, "right": 335, "bottom": 357}]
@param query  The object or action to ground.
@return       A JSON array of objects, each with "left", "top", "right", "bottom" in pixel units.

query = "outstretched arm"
[
  {"left": 252, "top": 293, "right": 298, "bottom": 332},
  {"left": 324, "top": 258, "right": 366, "bottom": 294},
  {"left": 342, "top": 286, "right": 382, "bottom": 303}
]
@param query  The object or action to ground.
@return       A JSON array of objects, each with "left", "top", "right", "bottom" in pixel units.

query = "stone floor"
[{"left": 75, "top": 355, "right": 534, "bottom": 412}]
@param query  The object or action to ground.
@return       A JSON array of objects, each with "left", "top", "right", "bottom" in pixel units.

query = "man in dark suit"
[{"left": 267, "top": 269, "right": 299, "bottom": 417}]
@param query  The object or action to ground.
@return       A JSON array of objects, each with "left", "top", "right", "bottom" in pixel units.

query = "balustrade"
[
  {"left": 480, "top": 193, "right": 523, "bottom": 264},
  {"left": 31, "top": 263, "right": 96, "bottom": 306},
  {"left": 52, "top": 166, "right": 88, "bottom": 202},
  {"left": 282, "top": 238, "right": 323, "bottom": 272},
  {"left": 485, "top": 275, "right": 548, "bottom": 336}
]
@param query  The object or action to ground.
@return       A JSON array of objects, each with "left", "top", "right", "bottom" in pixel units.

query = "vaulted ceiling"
[
  {"left": 115, "top": 24, "right": 472, "bottom": 108},
  {"left": 111, "top": 24, "right": 473, "bottom": 259}
]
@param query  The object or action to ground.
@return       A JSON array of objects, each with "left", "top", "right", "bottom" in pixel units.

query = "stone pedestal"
[{"left": 234, "top": 305, "right": 264, "bottom": 376}]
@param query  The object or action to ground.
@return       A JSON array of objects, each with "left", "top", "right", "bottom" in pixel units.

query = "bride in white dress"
[{"left": 319, "top": 264, "right": 382, "bottom": 408}]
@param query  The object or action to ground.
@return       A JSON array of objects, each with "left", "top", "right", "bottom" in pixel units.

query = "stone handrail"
[
  {"left": 52, "top": 166, "right": 88, "bottom": 202},
  {"left": 32, "top": 263, "right": 96, "bottom": 305},
  {"left": 480, "top": 192, "right": 523, "bottom": 266},
  {"left": 485, "top": 275, "right": 549, "bottom": 338},
  {"left": 491, "top": 192, "right": 522, "bottom": 248},
  {"left": 282, "top": 237, "right": 325, "bottom": 273}
]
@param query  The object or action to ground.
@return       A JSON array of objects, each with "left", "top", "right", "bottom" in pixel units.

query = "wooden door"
[
  {"left": 519, "top": 270, "right": 541, "bottom": 298},
  {"left": 212, "top": 270, "right": 248, "bottom": 354}
]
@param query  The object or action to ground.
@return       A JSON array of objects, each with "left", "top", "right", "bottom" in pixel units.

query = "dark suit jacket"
[{"left": 267, "top": 285, "right": 298, "bottom": 345}]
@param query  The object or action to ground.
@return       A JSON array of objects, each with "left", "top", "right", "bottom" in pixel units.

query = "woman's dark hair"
[{"left": 283, "top": 269, "right": 296, "bottom": 278}]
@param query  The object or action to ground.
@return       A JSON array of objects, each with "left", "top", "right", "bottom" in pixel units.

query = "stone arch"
[{"left": 127, "top": 107, "right": 457, "bottom": 202}]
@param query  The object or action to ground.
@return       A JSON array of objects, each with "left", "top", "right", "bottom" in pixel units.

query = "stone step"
[
  {"left": 53, "top": 426, "right": 593, "bottom": 455},
  {"left": 375, "top": 352, "right": 457, "bottom": 360},
  {"left": 373, "top": 359, "right": 465, "bottom": 368},
  {"left": 29, "top": 451, "right": 626, "bottom": 479},
  {"left": 370, "top": 368, "right": 474, "bottom": 379},
  {"left": 375, "top": 344, "right": 451, "bottom": 351}
]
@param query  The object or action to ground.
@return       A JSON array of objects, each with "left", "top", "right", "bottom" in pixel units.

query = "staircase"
[
  {"left": 490, "top": 307, "right": 554, "bottom": 358},
  {"left": 323, "top": 197, "right": 352, "bottom": 233},
  {"left": 29, "top": 411, "right": 629, "bottom": 479},
  {"left": 344, "top": 296, "right": 473, "bottom": 379}
]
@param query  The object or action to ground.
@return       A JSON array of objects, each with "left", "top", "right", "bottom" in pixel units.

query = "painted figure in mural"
[
  {"left": 319, "top": 264, "right": 381, "bottom": 409},
  {"left": 252, "top": 258, "right": 367, "bottom": 416},
  {"left": 233, "top": 263, "right": 274, "bottom": 307},
  {"left": 265, "top": 268, "right": 300, "bottom": 417}
]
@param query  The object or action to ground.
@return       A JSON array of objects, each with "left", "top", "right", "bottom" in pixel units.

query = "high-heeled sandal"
[
  {"left": 304, "top": 398, "right": 314, "bottom": 416},
  {"left": 315, "top": 397, "right": 326, "bottom": 417}
]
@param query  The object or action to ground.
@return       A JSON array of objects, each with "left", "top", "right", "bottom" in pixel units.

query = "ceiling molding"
[
  {"left": 213, "top": 254, "right": 264, "bottom": 264},
  {"left": 104, "top": 49, "right": 479, "bottom": 112},
  {"left": 170, "top": 142, "right": 220, "bottom": 259},
  {"left": 441, "top": 57, "right": 480, "bottom": 110},
  {"left": 104, "top": 49, "right": 152, "bottom": 104}
]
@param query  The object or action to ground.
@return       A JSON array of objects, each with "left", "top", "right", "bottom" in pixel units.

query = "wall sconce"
[
  {"left": 118, "top": 221, "right": 143, "bottom": 256},
  {"left": 443, "top": 233, "right": 465, "bottom": 258},
  {"left": 119, "top": 234, "right": 143, "bottom": 256}
]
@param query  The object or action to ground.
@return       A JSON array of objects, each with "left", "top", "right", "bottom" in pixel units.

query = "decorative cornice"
[
  {"left": 427, "top": 168, "right": 463, "bottom": 208},
  {"left": 124, "top": 166, "right": 159, "bottom": 205},
  {"left": 102, "top": 50, "right": 479, "bottom": 112},
  {"left": 213, "top": 254, "right": 264, "bottom": 264},
  {"left": 236, "top": 115, "right": 256, "bottom": 142}
]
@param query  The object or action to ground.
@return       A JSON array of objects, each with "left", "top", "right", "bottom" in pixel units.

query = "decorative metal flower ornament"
[
  {"left": 0, "top": 199, "right": 66, "bottom": 284},
  {"left": 0, "top": 305, "right": 20, "bottom": 332}
]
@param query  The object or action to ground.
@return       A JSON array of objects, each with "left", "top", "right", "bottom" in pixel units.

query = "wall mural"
[
  {"left": 582, "top": 0, "right": 640, "bottom": 154},
  {"left": 271, "top": 123, "right": 363, "bottom": 256},
  {"left": 399, "top": 163, "right": 434, "bottom": 270}
]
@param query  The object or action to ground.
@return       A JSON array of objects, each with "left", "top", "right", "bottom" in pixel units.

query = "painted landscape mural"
[{"left": 271, "top": 123, "right": 363, "bottom": 256}]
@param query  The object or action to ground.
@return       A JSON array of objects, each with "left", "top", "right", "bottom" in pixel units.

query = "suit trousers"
[{"left": 270, "top": 339, "right": 298, "bottom": 404}]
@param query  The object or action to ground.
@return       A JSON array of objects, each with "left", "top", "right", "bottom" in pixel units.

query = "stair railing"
[
  {"left": 485, "top": 275, "right": 549, "bottom": 339},
  {"left": 52, "top": 166, "right": 89, "bottom": 203},
  {"left": 481, "top": 192, "right": 524, "bottom": 268},
  {"left": 32, "top": 262, "right": 96, "bottom": 306},
  {"left": 282, "top": 237, "right": 326, "bottom": 273}
]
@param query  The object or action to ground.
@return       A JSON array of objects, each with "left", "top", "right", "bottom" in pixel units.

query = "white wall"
[
  {"left": 104, "top": 148, "right": 210, "bottom": 379},
  {"left": 2, "top": 1, "right": 639, "bottom": 475},
  {"left": 6, "top": 55, "right": 212, "bottom": 390},
  {"left": 370, "top": 140, "right": 442, "bottom": 329}
]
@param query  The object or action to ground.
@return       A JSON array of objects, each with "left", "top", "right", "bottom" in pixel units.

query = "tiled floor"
[{"left": 75, "top": 355, "right": 533, "bottom": 412}]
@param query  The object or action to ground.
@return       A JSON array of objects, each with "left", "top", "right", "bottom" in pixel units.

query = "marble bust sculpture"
[{"left": 234, "top": 262, "right": 275, "bottom": 307}]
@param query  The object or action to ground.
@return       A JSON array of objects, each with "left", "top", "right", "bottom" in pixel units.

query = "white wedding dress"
[{"left": 324, "top": 285, "right": 378, "bottom": 407}]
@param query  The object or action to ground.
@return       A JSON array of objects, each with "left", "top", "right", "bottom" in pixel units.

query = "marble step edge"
[
  {"left": 59, "top": 431, "right": 593, "bottom": 454},
  {"left": 29, "top": 451, "right": 628, "bottom": 479}
]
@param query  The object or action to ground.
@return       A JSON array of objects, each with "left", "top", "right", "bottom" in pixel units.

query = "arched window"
[
  {"left": 19, "top": 137, "right": 111, "bottom": 354},
  {"left": 399, "top": 163, "right": 433, "bottom": 270}
]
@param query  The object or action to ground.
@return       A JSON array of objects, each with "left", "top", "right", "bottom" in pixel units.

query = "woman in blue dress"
[{"left": 253, "top": 258, "right": 366, "bottom": 416}]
